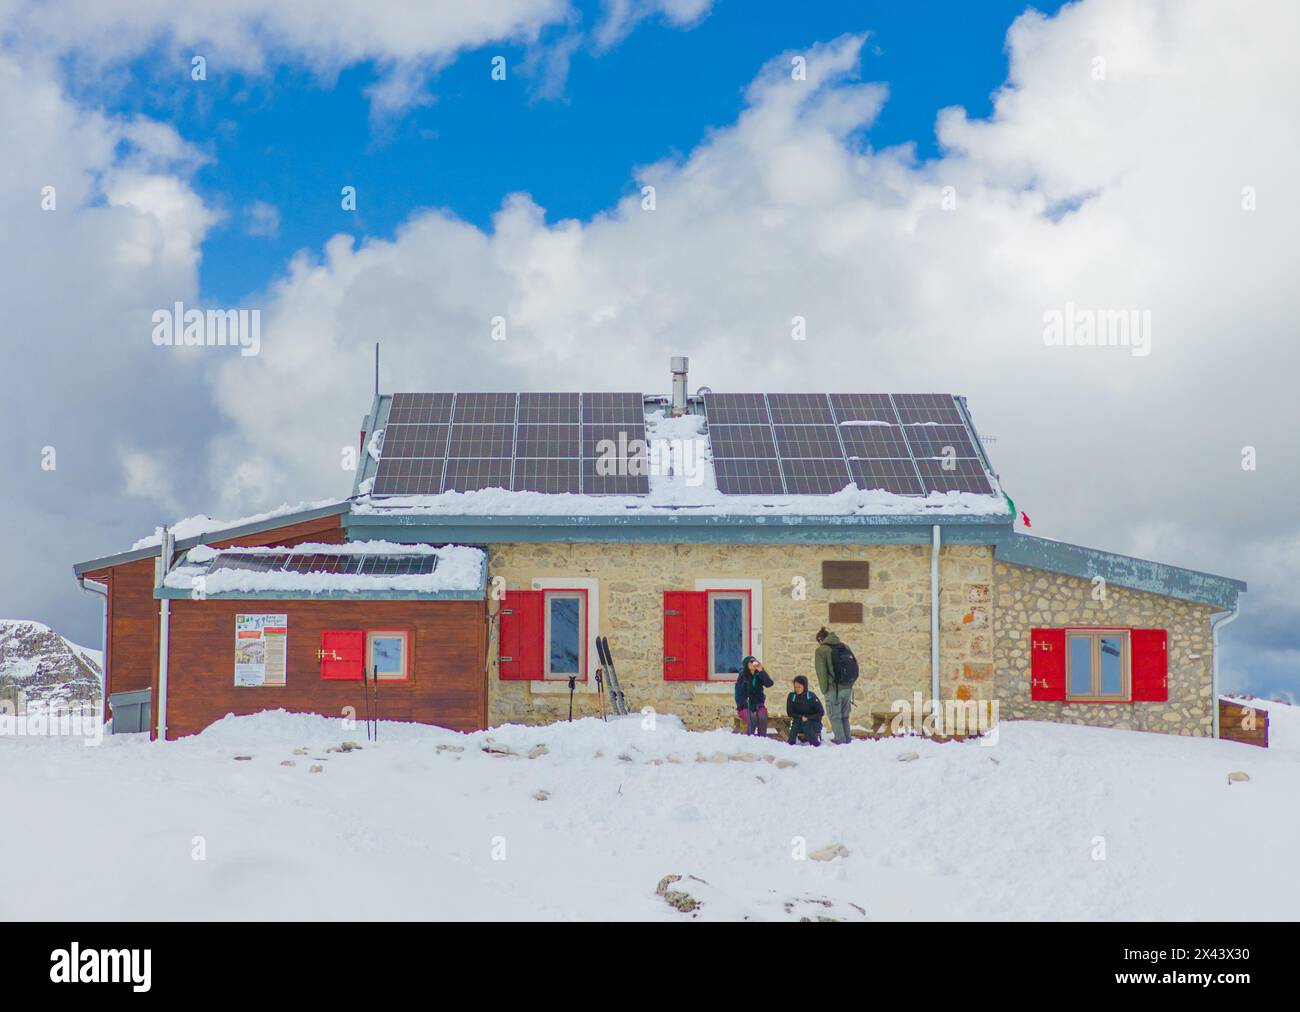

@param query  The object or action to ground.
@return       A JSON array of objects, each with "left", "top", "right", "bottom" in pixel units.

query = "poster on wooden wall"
[{"left": 234, "top": 614, "right": 288, "bottom": 687}]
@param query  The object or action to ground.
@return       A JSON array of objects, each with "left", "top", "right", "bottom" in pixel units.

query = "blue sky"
[{"left": 89, "top": 0, "right": 1064, "bottom": 306}]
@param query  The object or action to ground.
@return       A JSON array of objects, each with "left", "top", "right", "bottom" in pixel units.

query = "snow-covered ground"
[{"left": 3, "top": 704, "right": 1297, "bottom": 921}]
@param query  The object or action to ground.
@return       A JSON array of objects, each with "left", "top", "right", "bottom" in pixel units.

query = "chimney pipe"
[{"left": 670, "top": 356, "right": 689, "bottom": 416}]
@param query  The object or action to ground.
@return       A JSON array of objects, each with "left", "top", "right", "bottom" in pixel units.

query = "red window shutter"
[
  {"left": 664, "top": 591, "right": 708, "bottom": 681},
  {"left": 499, "top": 591, "right": 544, "bottom": 681},
  {"left": 1029, "top": 628, "right": 1066, "bottom": 701},
  {"left": 320, "top": 630, "right": 365, "bottom": 681},
  {"left": 1130, "top": 628, "right": 1168, "bottom": 702}
]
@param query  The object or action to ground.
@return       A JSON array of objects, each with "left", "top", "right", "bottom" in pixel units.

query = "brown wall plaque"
[
  {"left": 822, "top": 560, "right": 870, "bottom": 589},
  {"left": 828, "top": 602, "right": 864, "bottom": 624}
]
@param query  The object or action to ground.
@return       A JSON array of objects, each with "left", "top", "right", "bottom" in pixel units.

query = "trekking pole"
[
  {"left": 567, "top": 675, "right": 576, "bottom": 722},
  {"left": 372, "top": 664, "right": 379, "bottom": 743},
  {"left": 361, "top": 665, "right": 371, "bottom": 741}
]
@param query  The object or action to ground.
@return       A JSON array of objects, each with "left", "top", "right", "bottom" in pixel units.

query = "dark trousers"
[
  {"left": 743, "top": 706, "right": 768, "bottom": 736},
  {"left": 788, "top": 716, "right": 822, "bottom": 746}
]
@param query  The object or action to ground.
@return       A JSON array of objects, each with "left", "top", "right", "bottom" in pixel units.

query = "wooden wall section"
[
  {"left": 82, "top": 512, "right": 346, "bottom": 731},
  {"left": 162, "top": 598, "right": 486, "bottom": 740}
]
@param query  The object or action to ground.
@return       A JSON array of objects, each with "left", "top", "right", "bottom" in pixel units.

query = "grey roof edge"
[
  {"left": 346, "top": 511, "right": 1015, "bottom": 529},
  {"left": 72, "top": 500, "right": 353, "bottom": 578},
  {"left": 352, "top": 393, "right": 391, "bottom": 497},
  {"left": 993, "top": 532, "right": 1246, "bottom": 610}
]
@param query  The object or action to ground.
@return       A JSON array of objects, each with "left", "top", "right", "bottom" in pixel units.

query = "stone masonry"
[
  {"left": 486, "top": 542, "right": 995, "bottom": 731},
  {"left": 992, "top": 561, "right": 1216, "bottom": 736}
]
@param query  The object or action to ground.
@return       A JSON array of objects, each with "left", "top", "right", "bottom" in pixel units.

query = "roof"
[
  {"left": 72, "top": 500, "right": 350, "bottom": 577},
  {"left": 993, "top": 533, "right": 1246, "bottom": 610},
  {"left": 351, "top": 391, "right": 1012, "bottom": 523},
  {"left": 158, "top": 542, "right": 486, "bottom": 601}
]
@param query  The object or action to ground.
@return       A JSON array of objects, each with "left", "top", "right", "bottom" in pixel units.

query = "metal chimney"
[{"left": 670, "top": 356, "right": 689, "bottom": 416}]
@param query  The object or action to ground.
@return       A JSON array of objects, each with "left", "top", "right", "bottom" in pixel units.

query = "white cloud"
[
  {"left": 593, "top": 0, "right": 713, "bottom": 50},
  {"left": 245, "top": 200, "right": 280, "bottom": 239}
]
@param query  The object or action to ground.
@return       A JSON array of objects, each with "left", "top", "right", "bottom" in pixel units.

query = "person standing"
[
  {"left": 814, "top": 627, "right": 858, "bottom": 744},
  {"left": 786, "top": 675, "right": 824, "bottom": 746},
  {"left": 734, "top": 656, "right": 774, "bottom": 737}
]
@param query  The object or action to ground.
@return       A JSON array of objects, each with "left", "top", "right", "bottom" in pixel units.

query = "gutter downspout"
[
  {"left": 931, "top": 524, "right": 941, "bottom": 712},
  {"left": 1210, "top": 597, "right": 1243, "bottom": 739},
  {"left": 80, "top": 577, "right": 109, "bottom": 724},
  {"left": 155, "top": 528, "right": 175, "bottom": 742}
]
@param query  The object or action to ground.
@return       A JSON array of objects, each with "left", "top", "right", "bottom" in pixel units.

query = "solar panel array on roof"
[
  {"left": 372, "top": 392, "right": 650, "bottom": 496},
  {"left": 211, "top": 552, "right": 440, "bottom": 576},
  {"left": 705, "top": 392, "right": 994, "bottom": 496}
]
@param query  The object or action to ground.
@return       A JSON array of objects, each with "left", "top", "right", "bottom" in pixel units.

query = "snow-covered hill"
[
  {"left": 2, "top": 705, "right": 1296, "bottom": 920},
  {"left": 0, "top": 620, "right": 102, "bottom": 710}
]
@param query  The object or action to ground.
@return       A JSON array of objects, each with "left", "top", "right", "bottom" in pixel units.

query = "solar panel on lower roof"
[
  {"left": 582, "top": 461, "right": 650, "bottom": 495},
  {"left": 713, "top": 457, "right": 785, "bottom": 495},
  {"left": 210, "top": 553, "right": 439, "bottom": 576},
  {"left": 849, "top": 459, "right": 925, "bottom": 496},
  {"left": 781, "top": 457, "right": 852, "bottom": 495}
]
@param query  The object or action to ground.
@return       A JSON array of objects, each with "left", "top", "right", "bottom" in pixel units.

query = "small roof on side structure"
[
  {"left": 158, "top": 542, "right": 486, "bottom": 601},
  {"left": 994, "top": 533, "right": 1246, "bottom": 610},
  {"left": 72, "top": 500, "right": 350, "bottom": 578}
]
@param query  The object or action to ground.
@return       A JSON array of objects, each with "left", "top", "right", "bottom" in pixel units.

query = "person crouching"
[
  {"left": 734, "top": 656, "right": 774, "bottom": 736},
  {"left": 786, "top": 675, "right": 824, "bottom": 747}
]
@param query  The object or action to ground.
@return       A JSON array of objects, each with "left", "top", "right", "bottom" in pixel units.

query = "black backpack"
[{"left": 829, "top": 642, "right": 859, "bottom": 686}]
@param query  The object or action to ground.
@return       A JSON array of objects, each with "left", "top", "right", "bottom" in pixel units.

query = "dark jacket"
[
  {"left": 786, "top": 688, "right": 825, "bottom": 721},
  {"left": 734, "top": 660, "right": 774, "bottom": 710},
  {"left": 814, "top": 632, "right": 846, "bottom": 694}
]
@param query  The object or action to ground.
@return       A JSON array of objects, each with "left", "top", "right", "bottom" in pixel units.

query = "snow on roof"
[
  {"left": 130, "top": 498, "right": 347, "bottom": 550},
  {"left": 356, "top": 409, "right": 1009, "bottom": 519},
  {"left": 163, "top": 542, "right": 485, "bottom": 597}
]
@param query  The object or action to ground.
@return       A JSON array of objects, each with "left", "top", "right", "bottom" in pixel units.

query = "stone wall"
[
  {"left": 991, "top": 561, "right": 1216, "bottom": 736},
  {"left": 485, "top": 541, "right": 994, "bottom": 731}
]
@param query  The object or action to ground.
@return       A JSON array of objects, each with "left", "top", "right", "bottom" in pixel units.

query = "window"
[
  {"left": 499, "top": 589, "right": 588, "bottom": 681},
  {"left": 544, "top": 591, "right": 586, "bottom": 680},
  {"left": 320, "top": 629, "right": 410, "bottom": 682},
  {"left": 1065, "top": 630, "right": 1129, "bottom": 701},
  {"left": 367, "top": 630, "right": 410, "bottom": 682},
  {"left": 708, "top": 591, "right": 750, "bottom": 679}
]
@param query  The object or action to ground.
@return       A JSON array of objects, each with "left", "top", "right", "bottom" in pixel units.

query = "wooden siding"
[
  {"left": 162, "top": 598, "right": 486, "bottom": 740},
  {"left": 83, "top": 513, "right": 346, "bottom": 731},
  {"left": 1219, "top": 699, "right": 1269, "bottom": 748}
]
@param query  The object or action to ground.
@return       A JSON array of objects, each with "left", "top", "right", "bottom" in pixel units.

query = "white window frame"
[
  {"left": 695, "top": 578, "right": 763, "bottom": 687},
  {"left": 542, "top": 590, "right": 586, "bottom": 681},
  {"left": 530, "top": 577, "right": 599, "bottom": 694}
]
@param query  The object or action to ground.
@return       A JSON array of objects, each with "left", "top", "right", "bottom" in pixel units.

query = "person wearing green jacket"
[{"left": 815, "top": 627, "right": 854, "bottom": 744}]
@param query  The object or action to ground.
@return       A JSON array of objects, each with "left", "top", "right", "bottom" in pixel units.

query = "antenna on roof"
[{"left": 374, "top": 342, "right": 380, "bottom": 397}]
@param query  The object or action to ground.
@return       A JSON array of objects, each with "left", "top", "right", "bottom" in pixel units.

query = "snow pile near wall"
[
  {"left": 3, "top": 709, "right": 1296, "bottom": 920},
  {"left": 162, "top": 542, "right": 485, "bottom": 596}
]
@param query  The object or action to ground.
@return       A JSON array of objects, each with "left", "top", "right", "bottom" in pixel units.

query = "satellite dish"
[{"left": 696, "top": 386, "right": 712, "bottom": 396}]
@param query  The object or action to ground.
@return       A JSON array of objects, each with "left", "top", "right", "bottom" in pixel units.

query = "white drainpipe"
[
  {"left": 1210, "top": 598, "right": 1242, "bottom": 739},
  {"left": 80, "top": 577, "right": 109, "bottom": 722},
  {"left": 931, "top": 524, "right": 941, "bottom": 707},
  {"left": 155, "top": 528, "right": 175, "bottom": 742}
]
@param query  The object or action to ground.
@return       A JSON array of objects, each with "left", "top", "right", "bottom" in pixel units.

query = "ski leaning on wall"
[{"left": 597, "top": 636, "right": 629, "bottom": 716}]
